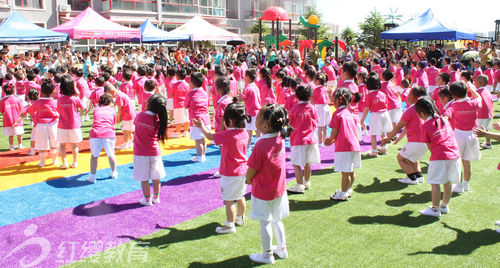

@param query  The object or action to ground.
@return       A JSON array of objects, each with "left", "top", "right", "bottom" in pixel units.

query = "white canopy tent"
[{"left": 169, "top": 16, "right": 240, "bottom": 41}]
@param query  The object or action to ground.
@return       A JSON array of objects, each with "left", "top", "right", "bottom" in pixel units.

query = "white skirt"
[
  {"left": 35, "top": 121, "right": 58, "bottom": 151},
  {"left": 57, "top": 128, "right": 83, "bottom": 144},
  {"left": 369, "top": 111, "right": 392, "bottom": 136},
  {"left": 190, "top": 125, "right": 210, "bottom": 140},
  {"left": 427, "top": 158, "right": 461, "bottom": 184},
  {"left": 133, "top": 155, "right": 166, "bottom": 181},
  {"left": 454, "top": 129, "right": 481, "bottom": 161},
  {"left": 290, "top": 144, "right": 321, "bottom": 167},
  {"left": 250, "top": 192, "right": 289, "bottom": 221},
  {"left": 173, "top": 108, "right": 188, "bottom": 124},
  {"left": 477, "top": 118, "right": 493, "bottom": 130},
  {"left": 166, "top": 98, "right": 174, "bottom": 111},
  {"left": 122, "top": 120, "right": 135, "bottom": 131},
  {"left": 245, "top": 116, "right": 257, "bottom": 131},
  {"left": 387, "top": 108, "right": 402, "bottom": 124},
  {"left": 3, "top": 126, "right": 24, "bottom": 136},
  {"left": 315, "top": 104, "right": 331, "bottom": 127},
  {"left": 220, "top": 175, "right": 247, "bottom": 201},
  {"left": 399, "top": 142, "right": 428, "bottom": 162},
  {"left": 334, "top": 151, "right": 361, "bottom": 172},
  {"left": 30, "top": 126, "right": 36, "bottom": 141}
]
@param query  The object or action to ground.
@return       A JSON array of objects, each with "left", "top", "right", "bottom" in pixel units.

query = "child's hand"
[
  {"left": 474, "top": 126, "right": 487, "bottom": 137},
  {"left": 245, "top": 177, "right": 252, "bottom": 185},
  {"left": 192, "top": 118, "right": 201, "bottom": 128},
  {"left": 393, "top": 135, "right": 403, "bottom": 145},
  {"left": 493, "top": 121, "right": 500, "bottom": 131},
  {"left": 324, "top": 137, "right": 334, "bottom": 146},
  {"left": 380, "top": 137, "right": 390, "bottom": 146},
  {"left": 361, "top": 121, "right": 366, "bottom": 130}
]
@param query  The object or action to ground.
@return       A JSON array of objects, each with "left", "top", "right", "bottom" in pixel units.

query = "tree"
[
  {"left": 298, "top": 7, "right": 332, "bottom": 41},
  {"left": 249, "top": 22, "right": 271, "bottom": 35},
  {"left": 358, "top": 9, "right": 385, "bottom": 48},
  {"left": 383, "top": 8, "right": 403, "bottom": 24},
  {"left": 340, "top": 27, "right": 357, "bottom": 45}
]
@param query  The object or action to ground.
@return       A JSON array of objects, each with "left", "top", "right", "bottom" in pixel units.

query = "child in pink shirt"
[
  {"left": 356, "top": 71, "right": 369, "bottom": 136},
  {"left": 119, "top": 70, "right": 135, "bottom": 106},
  {"left": 185, "top": 72, "right": 210, "bottom": 162},
  {"left": 431, "top": 73, "right": 450, "bottom": 113},
  {"left": 106, "top": 84, "right": 136, "bottom": 150},
  {"left": 415, "top": 62, "right": 429, "bottom": 91},
  {"left": 325, "top": 87, "right": 362, "bottom": 200},
  {"left": 381, "top": 69, "right": 402, "bottom": 129},
  {"left": 25, "top": 72, "right": 41, "bottom": 96},
  {"left": 171, "top": 68, "right": 190, "bottom": 138},
  {"left": 245, "top": 104, "right": 289, "bottom": 264},
  {"left": 449, "top": 63, "right": 461, "bottom": 84},
  {"left": 312, "top": 73, "right": 330, "bottom": 146},
  {"left": 28, "top": 82, "right": 59, "bottom": 167},
  {"left": 415, "top": 97, "right": 461, "bottom": 217},
  {"left": 409, "top": 61, "right": 418, "bottom": 85},
  {"left": 438, "top": 87, "right": 454, "bottom": 129},
  {"left": 399, "top": 79, "right": 411, "bottom": 107},
  {"left": 213, "top": 77, "right": 233, "bottom": 133},
  {"left": 474, "top": 74, "right": 494, "bottom": 148},
  {"left": 287, "top": 85, "right": 320, "bottom": 194},
  {"left": 427, "top": 58, "right": 440, "bottom": 93},
  {"left": 394, "top": 61, "right": 405, "bottom": 92},
  {"left": 75, "top": 69, "right": 90, "bottom": 122},
  {"left": 134, "top": 66, "right": 148, "bottom": 112},
  {"left": 87, "top": 76, "right": 106, "bottom": 113},
  {"left": 233, "top": 60, "right": 244, "bottom": 91},
  {"left": 13, "top": 72, "right": 27, "bottom": 106},
  {"left": 472, "top": 60, "right": 482, "bottom": 81},
  {"left": 274, "top": 70, "right": 287, "bottom": 105},
  {"left": 141, "top": 79, "right": 157, "bottom": 112},
  {"left": 133, "top": 94, "right": 167, "bottom": 206},
  {"left": 483, "top": 60, "right": 495, "bottom": 92},
  {"left": 194, "top": 102, "right": 250, "bottom": 234},
  {"left": 15, "top": 89, "right": 40, "bottom": 155},
  {"left": 284, "top": 77, "right": 300, "bottom": 111},
  {"left": 165, "top": 68, "right": 177, "bottom": 122},
  {"left": 86, "top": 94, "right": 118, "bottom": 183},
  {"left": 338, "top": 62, "right": 360, "bottom": 116},
  {"left": 57, "top": 76, "right": 84, "bottom": 169},
  {"left": 0, "top": 83, "right": 23, "bottom": 150},
  {"left": 494, "top": 61, "right": 500, "bottom": 99},
  {"left": 257, "top": 67, "right": 276, "bottom": 105},
  {"left": 238, "top": 68, "right": 262, "bottom": 149},
  {"left": 323, "top": 59, "right": 337, "bottom": 90}
]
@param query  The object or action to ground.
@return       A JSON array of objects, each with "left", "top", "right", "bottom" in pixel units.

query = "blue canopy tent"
[
  {"left": 139, "top": 19, "right": 190, "bottom": 43},
  {"left": 0, "top": 11, "right": 68, "bottom": 44},
  {"left": 380, "top": 9, "right": 476, "bottom": 41}
]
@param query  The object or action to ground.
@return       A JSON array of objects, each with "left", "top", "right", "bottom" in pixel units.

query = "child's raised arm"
[{"left": 192, "top": 118, "right": 214, "bottom": 140}]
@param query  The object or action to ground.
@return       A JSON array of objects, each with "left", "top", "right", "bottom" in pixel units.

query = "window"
[
  {"left": 225, "top": 0, "right": 237, "bottom": 19},
  {"left": 15, "top": 0, "right": 43, "bottom": 9},
  {"left": 68, "top": 0, "right": 90, "bottom": 11},
  {"left": 0, "top": 0, "right": 9, "bottom": 7},
  {"left": 199, "top": 0, "right": 225, "bottom": 16},
  {"left": 110, "top": 0, "right": 157, "bottom": 11},
  {"left": 162, "top": 0, "right": 197, "bottom": 14}
]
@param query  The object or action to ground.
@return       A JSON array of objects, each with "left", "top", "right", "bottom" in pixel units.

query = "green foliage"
[
  {"left": 383, "top": 7, "right": 404, "bottom": 24},
  {"left": 340, "top": 27, "right": 357, "bottom": 45},
  {"left": 249, "top": 22, "right": 271, "bottom": 35},
  {"left": 298, "top": 7, "right": 332, "bottom": 41},
  {"left": 358, "top": 9, "right": 385, "bottom": 48}
]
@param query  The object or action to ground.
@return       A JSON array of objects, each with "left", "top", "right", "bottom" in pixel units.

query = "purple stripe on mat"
[{"left": 0, "top": 138, "right": 373, "bottom": 267}]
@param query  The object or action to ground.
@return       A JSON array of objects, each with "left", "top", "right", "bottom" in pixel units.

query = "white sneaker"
[
  {"left": 452, "top": 183, "right": 464, "bottom": 193},
  {"left": 495, "top": 220, "right": 500, "bottom": 226},
  {"left": 27, "top": 149, "right": 36, "bottom": 156},
  {"left": 480, "top": 142, "right": 492, "bottom": 149},
  {"left": 235, "top": 215, "right": 245, "bottom": 226},
  {"left": 200, "top": 156, "right": 206, "bottom": 162},
  {"left": 110, "top": 171, "right": 118, "bottom": 179},
  {"left": 287, "top": 184, "right": 305, "bottom": 194},
  {"left": 70, "top": 162, "right": 78, "bottom": 168},
  {"left": 417, "top": 177, "right": 425, "bottom": 183},
  {"left": 215, "top": 225, "right": 236, "bottom": 234},
  {"left": 152, "top": 196, "right": 160, "bottom": 204},
  {"left": 191, "top": 156, "right": 200, "bottom": 162},
  {"left": 419, "top": 206, "right": 441, "bottom": 217},
  {"left": 398, "top": 177, "right": 418, "bottom": 185},
  {"left": 52, "top": 159, "right": 59, "bottom": 166},
  {"left": 37, "top": 162, "right": 45, "bottom": 167},
  {"left": 346, "top": 188, "right": 353, "bottom": 198},
  {"left": 86, "top": 174, "right": 96, "bottom": 184},
  {"left": 139, "top": 198, "right": 153, "bottom": 206},
  {"left": 462, "top": 182, "right": 470, "bottom": 192},
  {"left": 439, "top": 204, "right": 449, "bottom": 214},
  {"left": 18, "top": 144, "right": 23, "bottom": 149},
  {"left": 116, "top": 143, "right": 128, "bottom": 150},
  {"left": 213, "top": 171, "right": 221, "bottom": 177},
  {"left": 60, "top": 163, "right": 68, "bottom": 169},
  {"left": 9, "top": 145, "right": 15, "bottom": 151},
  {"left": 249, "top": 253, "right": 275, "bottom": 264},
  {"left": 304, "top": 180, "right": 311, "bottom": 190},
  {"left": 271, "top": 246, "right": 288, "bottom": 259},
  {"left": 367, "top": 150, "right": 378, "bottom": 157},
  {"left": 330, "top": 190, "right": 348, "bottom": 201}
]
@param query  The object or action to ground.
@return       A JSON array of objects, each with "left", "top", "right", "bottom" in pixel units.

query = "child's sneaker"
[
  {"left": 152, "top": 196, "right": 160, "bottom": 204},
  {"left": 9, "top": 145, "right": 15, "bottom": 151},
  {"left": 70, "top": 162, "right": 78, "bottom": 168},
  {"left": 18, "top": 144, "right": 23, "bottom": 149},
  {"left": 377, "top": 147, "right": 387, "bottom": 155},
  {"left": 86, "top": 174, "right": 96, "bottom": 184},
  {"left": 304, "top": 180, "right": 311, "bottom": 190},
  {"left": 416, "top": 176, "right": 425, "bottom": 183},
  {"left": 271, "top": 246, "right": 288, "bottom": 259},
  {"left": 27, "top": 149, "right": 36, "bottom": 156},
  {"left": 139, "top": 198, "right": 153, "bottom": 206},
  {"left": 37, "top": 162, "right": 45, "bottom": 168},
  {"left": 249, "top": 253, "right": 275, "bottom": 264},
  {"left": 452, "top": 183, "right": 464, "bottom": 193},
  {"left": 419, "top": 206, "right": 441, "bottom": 217},
  {"left": 287, "top": 184, "right": 305, "bottom": 194},
  {"left": 213, "top": 171, "right": 221, "bottom": 177},
  {"left": 116, "top": 143, "right": 128, "bottom": 150},
  {"left": 480, "top": 142, "right": 492, "bottom": 149},
  {"left": 60, "top": 163, "right": 68, "bottom": 169},
  {"left": 398, "top": 177, "right": 418, "bottom": 185},
  {"left": 330, "top": 190, "right": 348, "bottom": 201},
  {"left": 215, "top": 224, "right": 236, "bottom": 234},
  {"left": 462, "top": 182, "right": 470, "bottom": 192},
  {"left": 367, "top": 150, "right": 378, "bottom": 157},
  {"left": 439, "top": 204, "right": 449, "bottom": 214},
  {"left": 495, "top": 220, "right": 500, "bottom": 226},
  {"left": 110, "top": 171, "right": 118, "bottom": 179},
  {"left": 235, "top": 215, "right": 245, "bottom": 226}
]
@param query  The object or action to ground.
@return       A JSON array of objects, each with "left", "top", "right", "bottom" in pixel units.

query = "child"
[
  {"left": 257, "top": 67, "right": 276, "bottom": 105},
  {"left": 134, "top": 65, "right": 148, "bottom": 112},
  {"left": 415, "top": 97, "right": 461, "bottom": 217},
  {"left": 449, "top": 62, "right": 461, "bottom": 84},
  {"left": 233, "top": 60, "right": 244, "bottom": 91},
  {"left": 245, "top": 104, "right": 289, "bottom": 264},
  {"left": 312, "top": 73, "right": 330, "bottom": 147},
  {"left": 324, "top": 58, "right": 337, "bottom": 90},
  {"left": 382, "top": 86, "right": 428, "bottom": 184},
  {"left": 356, "top": 71, "right": 369, "bottom": 135},
  {"left": 193, "top": 102, "right": 250, "bottom": 234},
  {"left": 213, "top": 77, "right": 233, "bottom": 132},
  {"left": 119, "top": 70, "right": 135, "bottom": 107},
  {"left": 472, "top": 60, "right": 483, "bottom": 81},
  {"left": 287, "top": 85, "right": 320, "bottom": 194},
  {"left": 239, "top": 69, "right": 262, "bottom": 149},
  {"left": 431, "top": 73, "right": 450, "bottom": 113},
  {"left": 448, "top": 81, "right": 482, "bottom": 193},
  {"left": 399, "top": 79, "right": 411, "bottom": 106},
  {"left": 394, "top": 61, "right": 405, "bottom": 92},
  {"left": 86, "top": 94, "right": 118, "bottom": 183},
  {"left": 106, "top": 84, "right": 136, "bottom": 150},
  {"left": 415, "top": 62, "right": 430, "bottom": 91},
  {"left": 185, "top": 72, "right": 210, "bottom": 162},
  {"left": 165, "top": 68, "right": 177, "bottom": 122},
  {"left": 87, "top": 76, "right": 106, "bottom": 113},
  {"left": 427, "top": 58, "right": 440, "bottom": 94},
  {"left": 325, "top": 87, "right": 362, "bottom": 200},
  {"left": 0, "top": 83, "right": 23, "bottom": 150},
  {"left": 171, "top": 68, "right": 190, "bottom": 138},
  {"left": 14, "top": 72, "right": 26, "bottom": 106},
  {"left": 483, "top": 60, "right": 495, "bottom": 92},
  {"left": 305, "top": 68, "right": 317, "bottom": 90},
  {"left": 438, "top": 86, "right": 454, "bottom": 127},
  {"left": 337, "top": 62, "right": 360, "bottom": 116},
  {"left": 133, "top": 94, "right": 167, "bottom": 206},
  {"left": 475, "top": 74, "right": 494, "bottom": 149},
  {"left": 142, "top": 79, "right": 156, "bottom": 112},
  {"left": 16, "top": 89, "right": 39, "bottom": 155},
  {"left": 57, "top": 76, "right": 83, "bottom": 169},
  {"left": 25, "top": 71, "right": 41, "bottom": 95},
  {"left": 381, "top": 69, "right": 402, "bottom": 129},
  {"left": 284, "top": 77, "right": 300, "bottom": 111},
  {"left": 360, "top": 72, "right": 391, "bottom": 157},
  {"left": 274, "top": 70, "right": 287, "bottom": 105},
  {"left": 75, "top": 69, "right": 90, "bottom": 122},
  {"left": 28, "top": 81, "right": 59, "bottom": 167},
  {"left": 494, "top": 61, "right": 500, "bottom": 101}
]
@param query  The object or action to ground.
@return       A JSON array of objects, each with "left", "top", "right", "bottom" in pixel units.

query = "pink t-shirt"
[
  {"left": 133, "top": 111, "right": 161, "bottom": 156},
  {"left": 484, "top": 68, "right": 494, "bottom": 85},
  {"left": 52, "top": 83, "right": 61, "bottom": 100},
  {"left": 381, "top": 81, "right": 401, "bottom": 110},
  {"left": 371, "top": 65, "right": 383, "bottom": 76},
  {"left": 115, "top": 91, "right": 136, "bottom": 121},
  {"left": 15, "top": 80, "right": 26, "bottom": 95},
  {"left": 495, "top": 69, "right": 500, "bottom": 84},
  {"left": 358, "top": 83, "right": 368, "bottom": 112},
  {"left": 0, "top": 96, "right": 23, "bottom": 127},
  {"left": 172, "top": 80, "right": 190, "bottom": 109},
  {"left": 25, "top": 81, "right": 41, "bottom": 94},
  {"left": 28, "top": 98, "right": 58, "bottom": 124},
  {"left": 449, "top": 71, "right": 460, "bottom": 84},
  {"left": 410, "top": 67, "right": 417, "bottom": 82},
  {"left": 427, "top": 66, "right": 439, "bottom": 86},
  {"left": 450, "top": 97, "right": 481, "bottom": 131},
  {"left": 422, "top": 117, "right": 461, "bottom": 161},
  {"left": 76, "top": 77, "right": 90, "bottom": 99},
  {"left": 329, "top": 106, "right": 361, "bottom": 152},
  {"left": 441, "top": 65, "right": 450, "bottom": 74},
  {"left": 324, "top": 66, "right": 337, "bottom": 81},
  {"left": 256, "top": 79, "right": 276, "bottom": 105},
  {"left": 141, "top": 91, "right": 155, "bottom": 112},
  {"left": 134, "top": 76, "right": 148, "bottom": 104},
  {"left": 247, "top": 133, "right": 286, "bottom": 201},
  {"left": 57, "top": 95, "right": 83, "bottom": 129},
  {"left": 214, "top": 94, "right": 232, "bottom": 132},
  {"left": 289, "top": 102, "right": 318, "bottom": 146},
  {"left": 184, "top": 88, "right": 210, "bottom": 127},
  {"left": 89, "top": 106, "right": 116, "bottom": 139},
  {"left": 442, "top": 100, "right": 455, "bottom": 130},
  {"left": 241, "top": 82, "right": 261, "bottom": 117},
  {"left": 473, "top": 68, "right": 482, "bottom": 80},
  {"left": 213, "top": 128, "right": 249, "bottom": 176},
  {"left": 89, "top": 87, "right": 105, "bottom": 106},
  {"left": 432, "top": 85, "right": 445, "bottom": 112},
  {"left": 233, "top": 66, "right": 242, "bottom": 81},
  {"left": 365, "top": 90, "right": 388, "bottom": 113},
  {"left": 400, "top": 104, "right": 424, "bottom": 142},
  {"left": 476, "top": 87, "right": 493, "bottom": 119},
  {"left": 119, "top": 81, "right": 135, "bottom": 100},
  {"left": 285, "top": 92, "right": 299, "bottom": 111},
  {"left": 394, "top": 67, "right": 404, "bottom": 87},
  {"left": 275, "top": 81, "right": 286, "bottom": 105},
  {"left": 313, "top": 85, "right": 329, "bottom": 105},
  {"left": 337, "top": 80, "right": 359, "bottom": 114}
]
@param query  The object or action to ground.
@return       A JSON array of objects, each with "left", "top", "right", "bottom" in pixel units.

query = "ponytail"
[{"left": 147, "top": 94, "right": 168, "bottom": 143}]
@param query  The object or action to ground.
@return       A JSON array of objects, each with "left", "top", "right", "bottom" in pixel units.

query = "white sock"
[
  {"left": 272, "top": 220, "right": 286, "bottom": 249},
  {"left": 259, "top": 220, "right": 273, "bottom": 254}
]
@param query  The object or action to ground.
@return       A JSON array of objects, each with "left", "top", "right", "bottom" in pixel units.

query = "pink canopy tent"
[{"left": 51, "top": 7, "right": 140, "bottom": 40}]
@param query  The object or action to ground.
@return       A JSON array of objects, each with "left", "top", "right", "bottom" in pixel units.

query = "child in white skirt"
[
  {"left": 0, "top": 83, "right": 24, "bottom": 151},
  {"left": 133, "top": 94, "right": 167, "bottom": 206},
  {"left": 185, "top": 72, "right": 210, "bottom": 162},
  {"left": 246, "top": 104, "right": 289, "bottom": 264},
  {"left": 194, "top": 101, "right": 250, "bottom": 234},
  {"left": 312, "top": 73, "right": 331, "bottom": 147},
  {"left": 15, "top": 89, "right": 39, "bottom": 155},
  {"left": 287, "top": 85, "right": 321, "bottom": 194},
  {"left": 416, "top": 97, "right": 461, "bottom": 217},
  {"left": 381, "top": 69, "right": 402, "bottom": 130},
  {"left": 325, "top": 88, "right": 362, "bottom": 200}
]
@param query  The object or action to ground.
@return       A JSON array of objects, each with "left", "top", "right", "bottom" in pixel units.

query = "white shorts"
[
  {"left": 399, "top": 142, "right": 428, "bottom": 162},
  {"left": 245, "top": 116, "right": 257, "bottom": 131},
  {"left": 35, "top": 121, "right": 58, "bottom": 150},
  {"left": 290, "top": 144, "right": 321, "bottom": 167},
  {"left": 477, "top": 118, "right": 493, "bottom": 130},
  {"left": 89, "top": 138, "right": 116, "bottom": 158},
  {"left": 122, "top": 120, "right": 135, "bottom": 131},
  {"left": 334, "top": 151, "right": 361, "bottom": 172},
  {"left": 190, "top": 125, "right": 210, "bottom": 140},
  {"left": 428, "top": 85, "right": 437, "bottom": 94},
  {"left": 174, "top": 108, "right": 188, "bottom": 124},
  {"left": 326, "top": 80, "right": 337, "bottom": 89},
  {"left": 133, "top": 155, "right": 166, "bottom": 181},
  {"left": 315, "top": 104, "right": 331, "bottom": 127},
  {"left": 167, "top": 98, "right": 174, "bottom": 111},
  {"left": 427, "top": 158, "right": 461, "bottom": 184},
  {"left": 220, "top": 175, "right": 247, "bottom": 201},
  {"left": 3, "top": 126, "right": 24, "bottom": 136},
  {"left": 57, "top": 128, "right": 83, "bottom": 144},
  {"left": 80, "top": 97, "right": 90, "bottom": 110},
  {"left": 369, "top": 111, "right": 392, "bottom": 136},
  {"left": 30, "top": 126, "right": 36, "bottom": 141},
  {"left": 454, "top": 129, "right": 480, "bottom": 161},
  {"left": 250, "top": 192, "right": 289, "bottom": 221},
  {"left": 387, "top": 108, "right": 402, "bottom": 124}
]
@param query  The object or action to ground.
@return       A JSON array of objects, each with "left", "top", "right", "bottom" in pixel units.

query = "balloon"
[{"left": 308, "top": 15, "right": 319, "bottom": 26}]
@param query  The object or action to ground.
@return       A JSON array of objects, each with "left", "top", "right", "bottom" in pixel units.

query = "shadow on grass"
[
  {"left": 188, "top": 256, "right": 264, "bottom": 267},
  {"left": 73, "top": 200, "right": 143, "bottom": 217},
  {"left": 385, "top": 191, "right": 432, "bottom": 207},
  {"left": 118, "top": 222, "right": 220, "bottom": 248},
  {"left": 409, "top": 223, "right": 500, "bottom": 255},
  {"left": 289, "top": 198, "right": 341, "bottom": 211},
  {"left": 348, "top": 210, "right": 439, "bottom": 227},
  {"left": 312, "top": 167, "right": 335, "bottom": 176},
  {"left": 354, "top": 178, "right": 408, "bottom": 193}
]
